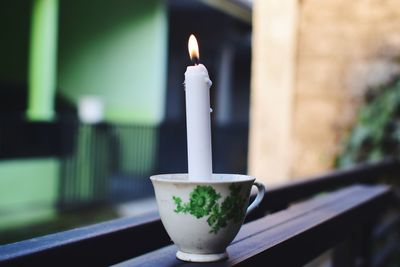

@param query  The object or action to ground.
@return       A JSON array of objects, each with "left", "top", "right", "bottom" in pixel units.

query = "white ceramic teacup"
[{"left": 150, "top": 173, "right": 265, "bottom": 262}]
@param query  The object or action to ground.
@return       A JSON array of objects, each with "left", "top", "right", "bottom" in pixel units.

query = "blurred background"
[{"left": 1, "top": 0, "right": 400, "bottom": 245}]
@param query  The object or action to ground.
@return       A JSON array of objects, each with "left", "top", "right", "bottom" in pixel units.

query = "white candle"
[{"left": 185, "top": 35, "right": 213, "bottom": 180}]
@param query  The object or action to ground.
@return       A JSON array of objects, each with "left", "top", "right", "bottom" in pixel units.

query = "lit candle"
[{"left": 185, "top": 34, "right": 213, "bottom": 180}]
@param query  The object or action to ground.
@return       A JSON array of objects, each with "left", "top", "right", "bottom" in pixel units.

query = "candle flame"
[{"left": 188, "top": 34, "right": 199, "bottom": 64}]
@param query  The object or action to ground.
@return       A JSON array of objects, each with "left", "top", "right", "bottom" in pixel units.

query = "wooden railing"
[{"left": 0, "top": 160, "right": 399, "bottom": 267}]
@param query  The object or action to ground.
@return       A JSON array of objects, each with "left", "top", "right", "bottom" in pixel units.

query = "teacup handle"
[{"left": 246, "top": 181, "right": 266, "bottom": 215}]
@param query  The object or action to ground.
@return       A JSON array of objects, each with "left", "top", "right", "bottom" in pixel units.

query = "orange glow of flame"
[{"left": 188, "top": 34, "right": 199, "bottom": 63}]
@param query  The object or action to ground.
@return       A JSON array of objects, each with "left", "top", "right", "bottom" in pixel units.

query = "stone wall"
[
  {"left": 292, "top": 0, "right": 400, "bottom": 178},
  {"left": 249, "top": 0, "right": 400, "bottom": 184}
]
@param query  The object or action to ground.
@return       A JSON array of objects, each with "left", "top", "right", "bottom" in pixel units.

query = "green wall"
[
  {"left": 0, "top": 159, "right": 59, "bottom": 229},
  {"left": 0, "top": 2, "right": 60, "bottom": 232},
  {"left": 58, "top": 0, "right": 168, "bottom": 124},
  {"left": 0, "top": 0, "right": 168, "bottom": 234}
]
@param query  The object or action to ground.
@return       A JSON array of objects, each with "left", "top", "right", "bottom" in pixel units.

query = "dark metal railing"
[
  {"left": 58, "top": 123, "right": 159, "bottom": 207},
  {"left": 0, "top": 120, "right": 249, "bottom": 210},
  {"left": 57, "top": 122, "right": 249, "bottom": 207}
]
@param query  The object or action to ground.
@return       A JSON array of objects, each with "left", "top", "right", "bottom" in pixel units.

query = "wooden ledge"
[{"left": 114, "top": 184, "right": 392, "bottom": 267}]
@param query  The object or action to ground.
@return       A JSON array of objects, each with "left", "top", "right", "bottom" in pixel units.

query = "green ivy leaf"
[{"left": 337, "top": 78, "right": 400, "bottom": 167}]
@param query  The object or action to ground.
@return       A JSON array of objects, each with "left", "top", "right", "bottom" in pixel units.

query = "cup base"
[{"left": 176, "top": 250, "right": 228, "bottom": 262}]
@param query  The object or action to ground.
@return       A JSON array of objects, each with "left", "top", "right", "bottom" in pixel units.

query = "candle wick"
[{"left": 192, "top": 57, "right": 200, "bottom": 66}]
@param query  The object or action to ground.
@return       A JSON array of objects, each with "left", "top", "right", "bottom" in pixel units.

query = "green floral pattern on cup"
[{"left": 172, "top": 184, "right": 247, "bottom": 234}]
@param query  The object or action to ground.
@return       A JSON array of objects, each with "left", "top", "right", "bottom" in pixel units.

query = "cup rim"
[{"left": 150, "top": 173, "right": 255, "bottom": 184}]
